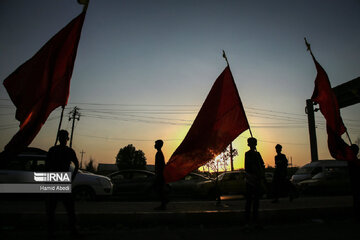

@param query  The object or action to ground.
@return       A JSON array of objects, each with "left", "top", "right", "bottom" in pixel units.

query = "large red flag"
[
  {"left": 164, "top": 66, "right": 249, "bottom": 183},
  {"left": 310, "top": 55, "right": 346, "bottom": 135},
  {"left": 310, "top": 54, "right": 357, "bottom": 163},
  {"left": 3, "top": 11, "right": 86, "bottom": 154}
]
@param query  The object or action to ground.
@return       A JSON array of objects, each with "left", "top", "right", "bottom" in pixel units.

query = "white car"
[
  {"left": 71, "top": 167, "right": 113, "bottom": 200},
  {"left": 0, "top": 147, "right": 113, "bottom": 200},
  {"left": 290, "top": 160, "right": 350, "bottom": 195},
  {"left": 290, "top": 160, "right": 348, "bottom": 185}
]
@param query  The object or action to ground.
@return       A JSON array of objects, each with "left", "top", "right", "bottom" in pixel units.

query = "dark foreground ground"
[
  {"left": 2, "top": 218, "right": 360, "bottom": 240},
  {"left": 1, "top": 195, "right": 359, "bottom": 240}
]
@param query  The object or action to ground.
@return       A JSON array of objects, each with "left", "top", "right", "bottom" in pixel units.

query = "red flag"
[
  {"left": 310, "top": 54, "right": 357, "bottom": 163},
  {"left": 164, "top": 66, "right": 249, "bottom": 183},
  {"left": 3, "top": 11, "right": 86, "bottom": 154},
  {"left": 310, "top": 56, "right": 346, "bottom": 135}
]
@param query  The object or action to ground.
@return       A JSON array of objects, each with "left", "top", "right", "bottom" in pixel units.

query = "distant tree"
[
  {"left": 206, "top": 157, "right": 221, "bottom": 174},
  {"left": 219, "top": 145, "right": 238, "bottom": 171},
  {"left": 116, "top": 144, "right": 147, "bottom": 170},
  {"left": 85, "top": 157, "right": 97, "bottom": 173}
]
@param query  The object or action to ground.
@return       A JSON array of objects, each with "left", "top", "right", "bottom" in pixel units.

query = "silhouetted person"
[
  {"left": 349, "top": 144, "right": 360, "bottom": 220},
  {"left": 45, "top": 130, "right": 79, "bottom": 238},
  {"left": 272, "top": 144, "right": 288, "bottom": 203},
  {"left": 244, "top": 137, "right": 265, "bottom": 226},
  {"left": 154, "top": 139, "right": 168, "bottom": 210}
]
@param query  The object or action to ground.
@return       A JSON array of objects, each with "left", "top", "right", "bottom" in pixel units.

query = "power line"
[
  {"left": 1, "top": 99, "right": 359, "bottom": 132},
  {"left": 77, "top": 133, "right": 308, "bottom": 146},
  {"left": 78, "top": 134, "right": 182, "bottom": 142},
  {"left": 1, "top": 98, "right": 358, "bottom": 120},
  {"left": 0, "top": 115, "right": 60, "bottom": 131}
]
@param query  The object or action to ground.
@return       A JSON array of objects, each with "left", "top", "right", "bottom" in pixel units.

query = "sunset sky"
[{"left": 1, "top": 0, "right": 359, "bottom": 170}]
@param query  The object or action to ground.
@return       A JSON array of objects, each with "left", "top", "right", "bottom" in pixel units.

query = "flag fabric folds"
[
  {"left": 310, "top": 54, "right": 357, "bottom": 163},
  {"left": 3, "top": 11, "right": 86, "bottom": 154},
  {"left": 164, "top": 66, "right": 249, "bottom": 183},
  {"left": 310, "top": 56, "right": 346, "bottom": 136},
  {"left": 327, "top": 126, "right": 357, "bottom": 163}
]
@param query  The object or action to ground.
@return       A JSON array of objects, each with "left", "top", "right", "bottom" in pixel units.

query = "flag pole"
[
  {"left": 222, "top": 50, "right": 253, "bottom": 138},
  {"left": 54, "top": 106, "right": 65, "bottom": 146}
]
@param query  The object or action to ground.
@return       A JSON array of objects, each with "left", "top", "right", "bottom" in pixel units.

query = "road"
[{"left": 1, "top": 195, "right": 358, "bottom": 240}]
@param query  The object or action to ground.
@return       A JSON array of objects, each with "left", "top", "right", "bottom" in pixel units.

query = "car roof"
[
  {"left": 108, "top": 169, "right": 155, "bottom": 176},
  {"left": 2, "top": 147, "right": 47, "bottom": 160}
]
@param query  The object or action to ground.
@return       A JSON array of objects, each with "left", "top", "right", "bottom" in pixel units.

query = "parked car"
[
  {"left": 217, "top": 171, "right": 246, "bottom": 195},
  {"left": 108, "top": 169, "right": 156, "bottom": 199},
  {"left": 108, "top": 170, "right": 217, "bottom": 200},
  {"left": 290, "top": 160, "right": 348, "bottom": 184},
  {"left": 70, "top": 167, "right": 113, "bottom": 200},
  {"left": 291, "top": 160, "right": 351, "bottom": 195},
  {"left": 217, "top": 170, "right": 275, "bottom": 197},
  {"left": 0, "top": 147, "right": 113, "bottom": 200},
  {"left": 169, "top": 172, "right": 216, "bottom": 199}
]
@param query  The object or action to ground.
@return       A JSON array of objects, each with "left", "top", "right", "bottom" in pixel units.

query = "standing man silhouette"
[
  {"left": 244, "top": 137, "right": 265, "bottom": 227},
  {"left": 46, "top": 129, "right": 79, "bottom": 238},
  {"left": 154, "top": 139, "right": 168, "bottom": 210},
  {"left": 272, "top": 144, "right": 288, "bottom": 203}
]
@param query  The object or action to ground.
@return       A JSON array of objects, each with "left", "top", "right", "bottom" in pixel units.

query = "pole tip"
[
  {"left": 222, "top": 50, "right": 229, "bottom": 66},
  {"left": 304, "top": 37, "right": 311, "bottom": 52},
  {"left": 77, "top": 0, "right": 89, "bottom": 11}
]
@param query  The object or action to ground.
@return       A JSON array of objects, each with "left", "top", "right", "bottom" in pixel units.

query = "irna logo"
[{"left": 34, "top": 172, "right": 71, "bottom": 182}]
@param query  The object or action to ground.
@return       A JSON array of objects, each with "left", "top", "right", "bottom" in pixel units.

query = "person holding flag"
[
  {"left": 1, "top": 1, "right": 88, "bottom": 238},
  {"left": 244, "top": 137, "right": 265, "bottom": 227},
  {"left": 349, "top": 144, "right": 360, "bottom": 220},
  {"left": 306, "top": 38, "right": 360, "bottom": 219},
  {"left": 46, "top": 130, "right": 80, "bottom": 238},
  {"left": 1, "top": 1, "right": 88, "bottom": 161}
]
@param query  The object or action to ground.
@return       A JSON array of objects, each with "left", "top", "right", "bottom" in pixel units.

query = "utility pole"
[
  {"left": 306, "top": 99, "right": 318, "bottom": 162},
  {"left": 230, "top": 143, "right": 234, "bottom": 171},
  {"left": 69, "top": 106, "right": 80, "bottom": 148},
  {"left": 80, "top": 150, "right": 85, "bottom": 169}
]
